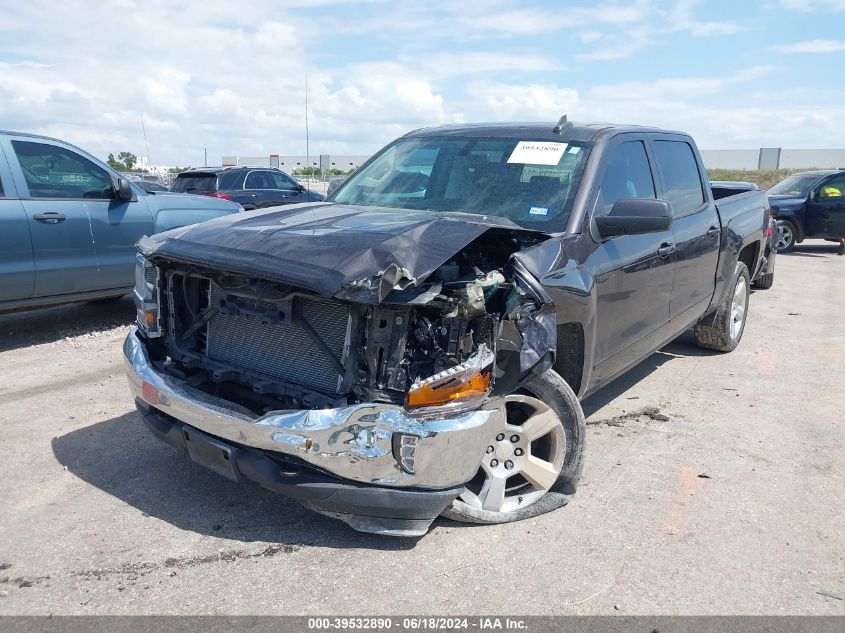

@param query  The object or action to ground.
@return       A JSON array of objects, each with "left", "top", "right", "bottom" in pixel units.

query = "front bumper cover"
[{"left": 123, "top": 329, "right": 506, "bottom": 534}]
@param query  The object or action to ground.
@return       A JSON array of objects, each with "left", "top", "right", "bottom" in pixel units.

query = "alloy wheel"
[
  {"left": 776, "top": 223, "right": 794, "bottom": 251},
  {"left": 459, "top": 394, "right": 565, "bottom": 514},
  {"left": 730, "top": 275, "right": 748, "bottom": 341}
]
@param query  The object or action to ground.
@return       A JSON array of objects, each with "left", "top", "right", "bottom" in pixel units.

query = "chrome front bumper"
[{"left": 123, "top": 329, "right": 505, "bottom": 489}]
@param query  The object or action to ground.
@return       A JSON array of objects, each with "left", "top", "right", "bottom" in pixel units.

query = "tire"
[
  {"left": 753, "top": 272, "right": 774, "bottom": 290},
  {"left": 775, "top": 220, "right": 797, "bottom": 253},
  {"left": 694, "top": 262, "right": 750, "bottom": 352},
  {"left": 442, "top": 369, "right": 586, "bottom": 525}
]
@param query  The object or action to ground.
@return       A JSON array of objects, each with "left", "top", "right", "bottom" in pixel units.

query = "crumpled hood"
[{"left": 138, "top": 202, "right": 529, "bottom": 303}]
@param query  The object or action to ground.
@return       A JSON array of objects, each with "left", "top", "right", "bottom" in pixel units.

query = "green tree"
[
  {"left": 293, "top": 166, "right": 354, "bottom": 178},
  {"left": 107, "top": 151, "right": 140, "bottom": 171},
  {"left": 118, "top": 152, "right": 138, "bottom": 170}
]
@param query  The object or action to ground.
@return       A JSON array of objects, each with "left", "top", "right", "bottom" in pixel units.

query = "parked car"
[
  {"left": 126, "top": 119, "right": 768, "bottom": 536},
  {"left": 0, "top": 131, "right": 243, "bottom": 311},
  {"left": 326, "top": 175, "right": 348, "bottom": 197},
  {"left": 711, "top": 181, "right": 776, "bottom": 288},
  {"left": 171, "top": 166, "right": 325, "bottom": 210},
  {"left": 135, "top": 180, "right": 169, "bottom": 193},
  {"left": 767, "top": 170, "right": 845, "bottom": 252}
]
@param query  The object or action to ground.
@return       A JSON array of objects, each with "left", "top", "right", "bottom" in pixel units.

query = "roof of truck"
[
  {"left": 404, "top": 121, "right": 688, "bottom": 143},
  {"left": 0, "top": 130, "right": 65, "bottom": 142}
]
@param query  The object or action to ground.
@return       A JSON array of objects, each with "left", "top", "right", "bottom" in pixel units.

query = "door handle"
[
  {"left": 707, "top": 226, "right": 721, "bottom": 238},
  {"left": 33, "top": 213, "right": 67, "bottom": 224},
  {"left": 657, "top": 243, "right": 676, "bottom": 258}
]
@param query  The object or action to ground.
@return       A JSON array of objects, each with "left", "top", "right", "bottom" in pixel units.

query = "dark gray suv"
[{"left": 171, "top": 166, "right": 325, "bottom": 210}]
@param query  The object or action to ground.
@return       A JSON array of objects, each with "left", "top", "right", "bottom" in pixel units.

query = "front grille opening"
[{"left": 163, "top": 269, "right": 359, "bottom": 414}]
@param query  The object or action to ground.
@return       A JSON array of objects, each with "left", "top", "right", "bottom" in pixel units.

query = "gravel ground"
[{"left": 0, "top": 241, "right": 842, "bottom": 615}]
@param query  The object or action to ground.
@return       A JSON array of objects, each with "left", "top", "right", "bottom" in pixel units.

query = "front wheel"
[
  {"left": 776, "top": 220, "right": 797, "bottom": 253},
  {"left": 442, "top": 369, "right": 586, "bottom": 525},
  {"left": 694, "top": 262, "right": 750, "bottom": 352}
]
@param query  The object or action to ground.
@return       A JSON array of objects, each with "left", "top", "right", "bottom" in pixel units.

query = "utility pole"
[
  {"left": 204, "top": 146, "right": 207, "bottom": 167},
  {"left": 140, "top": 114, "right": 151, "bottom": 168},
  {"left": 305, "top": 74, "right": 310, "bottom": 179}
]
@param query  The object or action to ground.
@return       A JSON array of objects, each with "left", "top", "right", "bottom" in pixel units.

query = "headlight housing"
[
  {"left": 133, "top": 253, "right": 162, "bottom": 337},
  {"left": 406, "top": 344, "right": 494, "bottom": 414}
]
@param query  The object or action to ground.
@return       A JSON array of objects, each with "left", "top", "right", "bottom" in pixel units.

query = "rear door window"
[
  {"left": 12, "top": 140, "right": 113, "bottom": 199},
  {"left": 217, "top": 171, "right": 242, "bottom": 189},
  {"left": 171, "top": 173, "right": 218, "bottom": 193},
  {"left": 653, "top": 141, "right": 705, "bottom": 216},
  {"left": 593, "top": 141, "right": 656, "bottom": 216},
  {"left": 245, "top": 171, "right": 274, "bottom": 190},
  {"left": 268, "top": 171, "right": 298, "bottom": 190}
]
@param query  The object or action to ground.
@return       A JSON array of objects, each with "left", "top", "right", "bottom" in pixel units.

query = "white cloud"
[
  {"left": 0, "top": 0, "right": 841, "bottom": 165},
  {"left": 452, "top": 3, "right": 649, "bottom": 36},
  {"left": 411, "top": 52, "right": 564, "bottom": 78},
  {"left": 779, "top": 0, "right": 845, "bottom": 10},
  {"left": 774, "top": 39, "right": 845, "bottom": 53},
  {"left": 459, "top": 66, "right": 845, "bottom": 149},
  {"left": 665, "top": 0, "right": 746, "bottom": 37},
  {"left": 578, "top": 28, "right": 656, "bottom": 60},
  {"left": 463, "top": 82, "right": 580, "bottom": 120}
]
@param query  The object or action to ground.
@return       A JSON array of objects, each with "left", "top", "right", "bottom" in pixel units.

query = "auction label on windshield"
[{"left": 507, "top": 141, "right": 568, "bottom": 165}]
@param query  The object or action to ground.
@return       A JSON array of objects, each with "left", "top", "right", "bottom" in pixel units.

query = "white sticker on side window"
[{"left": 507, "top": 141, "right": 568, "bottom": 166}]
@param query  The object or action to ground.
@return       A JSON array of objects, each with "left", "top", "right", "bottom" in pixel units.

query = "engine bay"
[{"left": 147, "top": 230, "right": 552, "bottom": 416}]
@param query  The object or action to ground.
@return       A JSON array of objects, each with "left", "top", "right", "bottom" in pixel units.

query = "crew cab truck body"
[
  {"left": 767, "top": 169, "right": 845, "bottom": 252},
  {"left": 711, "top": 180, "right": 776, "bottom": 289},
  {"left": 0, "top": 131, "right": 242, "bottom": 311},
  {"left": 125, "top": 121, "right": 768, "bottom": 536}
]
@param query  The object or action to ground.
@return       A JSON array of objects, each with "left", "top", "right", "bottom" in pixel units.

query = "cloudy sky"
[{"left": 1, "top": 0, "right": 843, "bottom": 166}]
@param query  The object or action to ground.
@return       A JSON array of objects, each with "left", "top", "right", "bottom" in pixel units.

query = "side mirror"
[
  {"left": 595, "top": 198, "right": 672, "bottom": 238},
  {"left": 113, "top": 177, "right": 134, "bottom": 201}
]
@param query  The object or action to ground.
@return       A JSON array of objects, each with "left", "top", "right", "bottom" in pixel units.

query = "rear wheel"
[
  {"left": 442, "top": 369, "right": 585, "bottom": 524},
  {"left": 776, "top": 220, "right": 797, "bottom": 252},
  {"left": 694, "top": 262, "right": 750, "bottom": 352},
  {"left": 753, "top": 271, "right": 774, "bottom": 290}
]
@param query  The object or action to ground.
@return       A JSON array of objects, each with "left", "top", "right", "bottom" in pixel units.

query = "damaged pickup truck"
[{"left": 124, "top": 119, "right": 769, "bottom": 536}]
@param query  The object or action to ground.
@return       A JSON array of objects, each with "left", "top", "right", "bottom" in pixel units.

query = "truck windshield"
[
  {"left": 768, "top": 174, "right": 823, "bottom": 196},
  {"left": 332, "top": 136, "right": 590, "bottom": 231}
]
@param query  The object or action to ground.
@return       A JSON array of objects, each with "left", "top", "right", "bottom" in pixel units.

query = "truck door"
[
  {"left": 0, "top": 142, "right": 35, "bottom": 301},
  {"left": 86, "top": 185, "right": 154, "bottom": 291},
  {"left": 588, "top": 138, "right": 675, "bottom": 386},
  {"left": 651, "top": 138, "right": 720, "bottom": 322},
  {"left": 805, "top": 173, "right": 845, "bottom": 239},
  {"left": 6, "top": 137, "right": 104, "bottom": 298}
]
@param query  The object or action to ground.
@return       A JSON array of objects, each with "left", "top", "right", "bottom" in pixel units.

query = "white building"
[{"left": 221, "top": 154, "right": 371, "bottom": 172}]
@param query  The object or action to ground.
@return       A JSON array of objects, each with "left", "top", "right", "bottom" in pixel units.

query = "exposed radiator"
[{"left": 204, "top": 284, "right": 351, "bottom": 394}]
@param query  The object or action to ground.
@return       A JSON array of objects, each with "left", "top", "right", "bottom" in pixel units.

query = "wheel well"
[
  {"left": 553, "top": 322, "right": 584, "bottom": 395},
  {"left": 738, "top": 242, "right": 759, "bottom": 277}
]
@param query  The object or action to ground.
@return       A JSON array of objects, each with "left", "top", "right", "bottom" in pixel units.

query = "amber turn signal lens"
[
  {"left": 144, "top": 311, "right": 156, "bottom": 328},
  {"left": 406, "top": 371, "right": 491, "bottom": 409}
]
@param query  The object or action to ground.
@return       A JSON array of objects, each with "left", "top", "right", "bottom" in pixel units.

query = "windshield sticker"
[
  {"left": 568, "top": 146, "right": 581, "bottom": 154},
  {"left": 507, "top": 141, "right": 568, "bottom": 166},
  {"left": 528, "top": 206, "right": 550, "bottom": 216}
]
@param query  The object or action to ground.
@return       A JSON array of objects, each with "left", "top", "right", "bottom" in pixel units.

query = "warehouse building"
[{"left": 221, "top": 154, "right": 371, "bottom": 171}]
